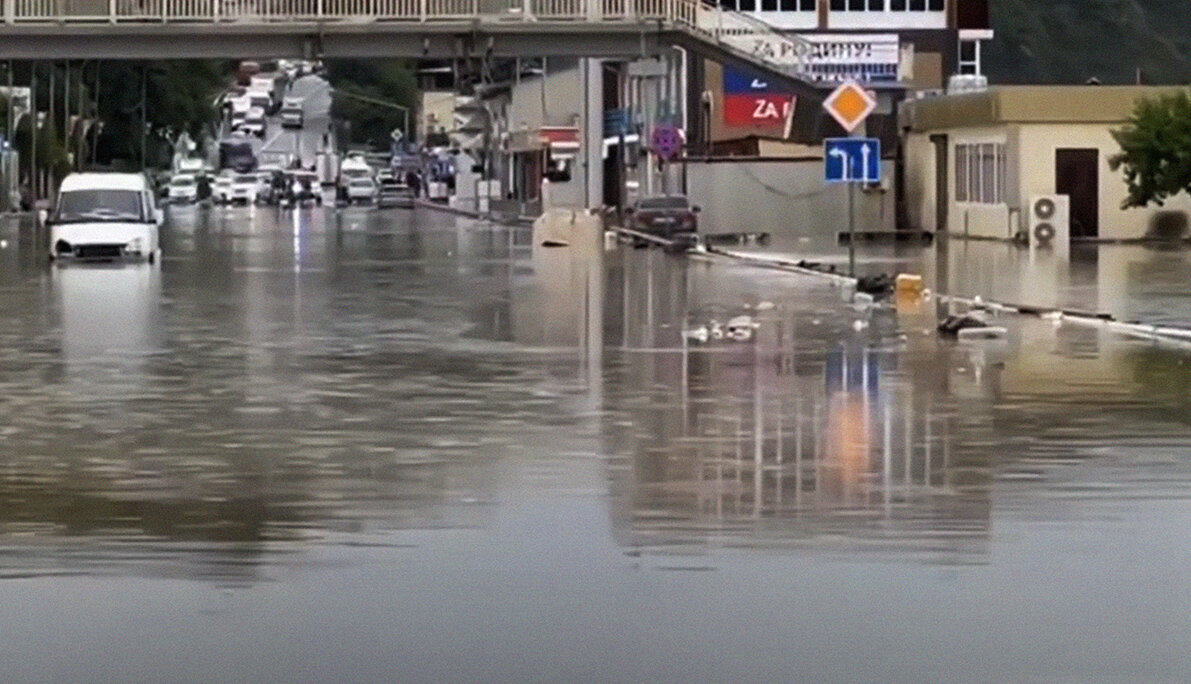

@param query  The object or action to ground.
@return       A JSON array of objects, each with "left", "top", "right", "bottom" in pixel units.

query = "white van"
[{"left": 47, "top": 173, "right": 163, "bottom": 263}]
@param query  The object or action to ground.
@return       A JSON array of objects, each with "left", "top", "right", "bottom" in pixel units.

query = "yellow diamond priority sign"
[{"left": 822, "top": 80, "right": 877, "bottom": 134}]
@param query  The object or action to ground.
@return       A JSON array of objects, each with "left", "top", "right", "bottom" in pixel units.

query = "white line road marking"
[{"left": 261, "top": 130, "right": 285, "bottom": 151}]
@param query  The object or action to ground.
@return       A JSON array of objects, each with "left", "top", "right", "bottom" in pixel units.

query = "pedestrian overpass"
[{"left": 0, "top": 0, "right": 821, "bottom": 93}]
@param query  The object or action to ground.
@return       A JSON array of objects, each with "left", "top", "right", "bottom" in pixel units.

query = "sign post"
[
  {"left": 651, "top": 124, "right": 682, "bottom": 195},
  {"left": 822, "top": 80, "right": 879, "bottom": 278}
]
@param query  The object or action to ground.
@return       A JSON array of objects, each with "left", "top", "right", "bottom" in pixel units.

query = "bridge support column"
[{"left": 581, "top": 57, "right": 603, "bottom": 211}]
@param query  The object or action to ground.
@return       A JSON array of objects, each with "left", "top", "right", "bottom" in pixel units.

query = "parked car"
[
  {"left": 377, "top": 177, "right": 414, "bottom": 208},
  {"left": 345, "top": 177, "right": 378, "bottom": 205},
  {"left": 45, "top": 172, "right": 163, "bottom": 263},
  {"left": 212, "top": 172, "right": 234, "bottom": 204},
  {"left": 167, "top": 174, "right": 200, "bottom": 204},
  {"left": 280, "top": 98, "right": 303, "bottom": 129},
  {"left": 626, "top": 195, "right": 700, "bottom": 248}
]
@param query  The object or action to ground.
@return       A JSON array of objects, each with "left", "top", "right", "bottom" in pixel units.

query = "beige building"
[
  {"left": 901, "top": 86, "right": 1191, "bottom": 242},
  {"left": 418, "top": 90, "right": 459, "bottom": 142}
]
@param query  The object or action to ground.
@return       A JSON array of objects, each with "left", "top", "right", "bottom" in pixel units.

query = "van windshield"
[{"left": 56, "top": 189, "right": 145, "bottom": 223}]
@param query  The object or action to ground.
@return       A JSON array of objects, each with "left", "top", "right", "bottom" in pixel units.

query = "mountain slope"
[{"left": 986, "top": 0, "right": 1191, "bottom": 84}]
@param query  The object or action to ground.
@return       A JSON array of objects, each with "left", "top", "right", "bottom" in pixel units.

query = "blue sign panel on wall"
[{"left": 723, "top": 68, "right": 779, "bottom": 95}]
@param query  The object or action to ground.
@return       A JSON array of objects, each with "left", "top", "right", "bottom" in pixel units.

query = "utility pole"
[
  {"left": 75, "top": 61, "right": 84, "bottom": 169},
  {"left": 63, "top": 61, "right": 69, "bottom": 161},
  {"left": 30, "top": 63, "right": 37, "bottom": 202},
  {"left": 48, "top": 64, "right": 54, "bottom": 187},
  {"left": 140, "top": 65, "right": 146, "bottom": 170},
  {"left": 91, "top": 60, "right": 101, "bottom": 166},
  {"left": 5, "top": 61, "right": 11, "bottom": 149}
]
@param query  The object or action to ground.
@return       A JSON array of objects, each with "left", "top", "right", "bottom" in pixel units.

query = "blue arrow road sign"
[{"left": 824, "top": 137, "right": 881, "bottom": 184}]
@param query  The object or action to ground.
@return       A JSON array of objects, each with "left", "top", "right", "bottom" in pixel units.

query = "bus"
[{"left": 219, "top": 138, "right": 257, "bottom": 173}]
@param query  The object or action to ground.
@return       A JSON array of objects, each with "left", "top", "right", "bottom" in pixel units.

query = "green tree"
[
  {"left": 1109, "top": 91, "right": 1191, "bottom": 208},
  {"left": 0, "top": 95, "right": 72, "bottom": 186},
  {"left": 326, "top": 59, "right": 416, "bottom": 149},
  {"left": 93, "top": 60, "right": 226, "bottom": 167}
]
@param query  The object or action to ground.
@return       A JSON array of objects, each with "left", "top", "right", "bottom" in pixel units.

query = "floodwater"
[{"left": 2, "top": 205, "right": 1191, "bottom": 682}]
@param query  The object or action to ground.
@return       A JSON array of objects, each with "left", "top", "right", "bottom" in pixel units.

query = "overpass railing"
[{"left": 6, "top": 0, "right": 812, "bottom": 79}]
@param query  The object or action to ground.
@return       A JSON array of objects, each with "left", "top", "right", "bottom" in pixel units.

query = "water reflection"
[
  {"left": 54, "top": 262, "right": 161, "bottom": 374},
  {"left": 0, "top": 208, "right": 568, "bottom": 585},
  {"left": 606, "top": 248, "right": 1191, "bottom": 563},
  {"left": 5, "top": 206, "right": 1191, "bottom": 679},
  {"left": 931, "top": 238, "right": 1191, "bottom": 323}
]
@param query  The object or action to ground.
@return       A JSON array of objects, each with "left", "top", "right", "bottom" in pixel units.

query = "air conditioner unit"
[{"left": 1027, "top": 194, "right": 1070, "bottom": 260}]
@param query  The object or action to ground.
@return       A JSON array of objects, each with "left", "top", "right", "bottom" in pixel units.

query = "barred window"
[{"left": 955, "top": 142, "right": 1005, "bottom": 205}]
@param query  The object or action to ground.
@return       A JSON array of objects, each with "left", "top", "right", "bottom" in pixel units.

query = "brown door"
[{"left": 1055, "top": 148, "right": 1099, "bottom": 239}]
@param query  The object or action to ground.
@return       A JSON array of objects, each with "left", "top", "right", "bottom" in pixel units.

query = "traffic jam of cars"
[
  {"left": 156, "top": 61, "right": 419, "bottom": 212},
  {"left": 44, "top": 60, "right": 425, "bottom": 266}
]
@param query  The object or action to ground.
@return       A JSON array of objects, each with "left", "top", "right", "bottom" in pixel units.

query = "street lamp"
[{"left": 330, "top": 87, "right": 411, "bottom": 142}]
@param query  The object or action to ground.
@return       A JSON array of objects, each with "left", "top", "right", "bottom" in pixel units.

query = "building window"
[
  {"left": 955, "top": 142, "right": 1005, "bottom": 204},
  {"left": 836, "top": 0, "right": 939, "bottom": 9},
  {"left": 958, "top": 39, "right": 981, "bottom": 75},
  {"left": 758, "top": 0, "right": 812, "bottom": 8}
]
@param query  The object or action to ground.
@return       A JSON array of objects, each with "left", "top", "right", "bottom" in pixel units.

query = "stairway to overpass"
[{"left": 0, "top": 0, "right": 820, "bottom": 94}]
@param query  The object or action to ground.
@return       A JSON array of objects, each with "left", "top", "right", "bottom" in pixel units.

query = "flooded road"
[{"left": 3, "top": 205, "right": 1191, "bottom": 682}]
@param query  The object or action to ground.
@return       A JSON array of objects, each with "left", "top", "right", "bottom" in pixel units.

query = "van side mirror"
[{"left": 37, "top": 209, "right": 49, "bottom": 226}]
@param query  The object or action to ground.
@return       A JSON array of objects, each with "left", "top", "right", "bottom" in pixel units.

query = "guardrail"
[{"left": 1, "top": 0, "right": 813, "bottom": 81}]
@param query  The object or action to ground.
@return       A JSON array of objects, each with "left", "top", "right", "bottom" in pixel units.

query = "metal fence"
[{"left": 1, "top": 0, "right": 812, "bottom": 80}]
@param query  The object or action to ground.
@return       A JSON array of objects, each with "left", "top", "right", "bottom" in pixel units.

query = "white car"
[
  {"left": 212, "top": 173, "right": 233, "bottom": 204},
  {"left": 280, "top": 98, "right": 303, "bottom": 129},
  {"left": 47, "top": 172, "right": 162, "bottom": 263},
  {"left": 176, "top": 157, "right": 204, "bottom": 176},
  {"left": 230, "top": 173, "right": 259, "bottom": 204},
  {"left": 246, "top": 90, "right": 272, "bottom": 113},
  {"left": 167, "top": 174, "right": 199, "bottom": 204},
  {"left": 346, "top": 177, "right": 377, "bottom": 204},
  {"left": 239, "top": 107, "right": 266, "bottom": 138}
]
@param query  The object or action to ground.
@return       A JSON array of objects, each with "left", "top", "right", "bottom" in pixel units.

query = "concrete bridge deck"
[{"left": 0, "top": 0, "right": 815, "bottom": 82}]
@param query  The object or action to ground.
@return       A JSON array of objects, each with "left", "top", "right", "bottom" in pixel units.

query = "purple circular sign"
[{"left": 651, "top": 125, "right": 683, "bottom": 161}]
